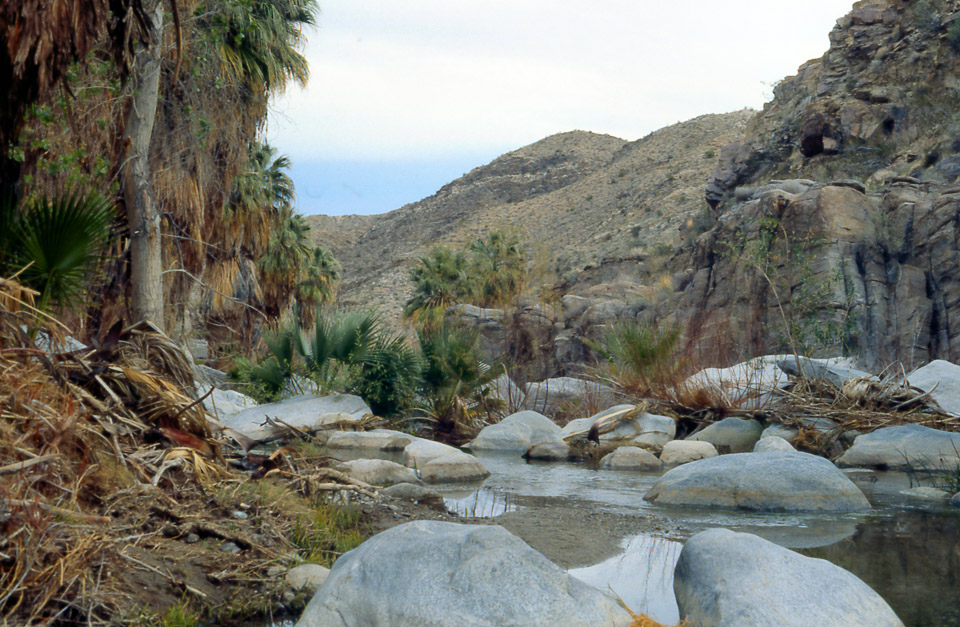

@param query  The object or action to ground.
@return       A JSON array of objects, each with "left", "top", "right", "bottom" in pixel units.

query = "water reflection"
[
  {"left": 443, "top": 487, "right": 516, "bottom": 518},
  {"left": 569, "top": 534, "right": 683, "bottom": 624}
]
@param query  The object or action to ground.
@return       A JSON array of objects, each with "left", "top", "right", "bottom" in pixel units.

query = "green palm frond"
[{"left": 1, "top": 191, "right": 116, "bottom": 310}]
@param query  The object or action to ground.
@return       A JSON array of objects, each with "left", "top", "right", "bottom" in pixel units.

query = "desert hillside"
[{"left": 308, "top": 111, "right": 753, "bottom": 322}]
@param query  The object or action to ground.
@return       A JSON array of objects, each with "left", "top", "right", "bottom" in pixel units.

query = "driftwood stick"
[{"left": 0, "top": 454, "right": 58, "bottom": 475}]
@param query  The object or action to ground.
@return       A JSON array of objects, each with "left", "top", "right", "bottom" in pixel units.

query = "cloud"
[{"left": 267, "top": 0, "right": 853, "bottom": 161}]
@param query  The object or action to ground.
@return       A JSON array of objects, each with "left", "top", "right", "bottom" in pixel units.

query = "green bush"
[
  {"left": 355, "top": 333, "right": 422, "bottom": 416},
  {"left": 418, "top": 323, "right": 499, "bottom": 439}
]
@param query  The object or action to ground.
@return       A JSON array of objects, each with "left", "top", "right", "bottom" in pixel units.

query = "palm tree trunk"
[{"left": 122, "top": 0, "right": 164, "bottom": 329}]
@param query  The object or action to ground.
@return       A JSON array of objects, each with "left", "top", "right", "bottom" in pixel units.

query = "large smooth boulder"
[
  {"left": 201, "top": 386, "right": 257, "bottom": 420},
  {"left": 524, "top": 436, "right": 570, "bottom": 461},
  {"left": 778, "top": 356, "right": 874, "bottom": 387},
  {"left": 337, "top": 459, "right": 421, "bottom": 487},
  {"left": 660, "top": 440, "right": 718, "bottom": 467},
  {"left": 523, "top": 378, "right": 616, "bottom": 416},
  {"left": 753, "top": 437, "right": 795, "bottom": 452},
  {"left": 598, "top": 446, "right": 661, "bottom": 471},
  {"left": 419, "top": 452, "right": 490, "bottom": 484},
  {"left": 326, "top": 430, "right": 413, "bottom": 451},
  {"left": 681, "top": 356, "right": 788, "bottom": 406},
  {"left": 951, "top": 492, "right": 960, "bottom": 507},
  {"left": 686, "top": 417, "right": 763, "bottom": 453},
  {"left": 674, "top": 528, "right": 903, "bottom": 626},
  {"left": 467, "top": 411, "right": 560, "bottom": 452},
  {"left": 558, "top": 405, "right": 636, "bottom": 439},
  {"left": 629, "top": 413, "right": 676, "bottom": 451},
  {"left": 645, "top": 452, "right": 871, "bottom": 512},
  {"left": 906, "top": 360, "right": 960, "bottom": 416},
  {"left": 558, "top": 406, "right": 675, "bottom": 450},
  {"left": 221, "top": 394, "right": 371, "bottom": 440},
  {"left": 403, "top": 439, "right": 461, "bottom": 468},
  {"left": 296, "top": 521, "right": 632, "bottom": 627},
  {"left": 836, "top": 424, "right": 960, "bottom": 471}
]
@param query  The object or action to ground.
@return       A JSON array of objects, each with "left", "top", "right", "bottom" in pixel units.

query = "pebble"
[
  {"left": 220, "top": 542, "right": 241, "bottom": 554},
  {"left": 231, "top": 510, "right": 249, "bottom": 520},
  {"left": 184, "top": 533, "right": 200, "bottom": 544}
]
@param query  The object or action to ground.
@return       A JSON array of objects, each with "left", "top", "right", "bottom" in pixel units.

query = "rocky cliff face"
[
  {"left": 678, "top": 0, "right": 960, "bottom": 370},
  {"left": 672, "top": 178, "right": 960, "bottom": 369},
  {"left": 707, "top": 0, "right": 960, "bottom": 207}
]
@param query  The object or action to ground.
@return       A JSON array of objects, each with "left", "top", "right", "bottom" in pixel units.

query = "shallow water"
[
  {"left": 448, "top": 453, "right": 960, "bottom": 626},
  {"left": 313, "top": 448, "right": 960, "bottom": 626}
]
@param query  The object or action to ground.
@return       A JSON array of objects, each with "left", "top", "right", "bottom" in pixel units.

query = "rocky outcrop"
[
  {"left": 645, "top": 452, "right": 871, "bottom": 512},
  {"left": 296, "top": 521, "right": 633, "bottom": 627},
  {"left": 674, "top": 528, "right": 903, "bottom": 626},
  {"left": 706, "top": 0, "right": 960, "bottom": 207},
  {"left": 674, "top": 180, "right": 960, "bottom": 369}
]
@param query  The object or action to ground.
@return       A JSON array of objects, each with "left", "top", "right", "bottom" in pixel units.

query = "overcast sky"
[{"left": 267, "top": 0, "right": 854, "bottom": 216}]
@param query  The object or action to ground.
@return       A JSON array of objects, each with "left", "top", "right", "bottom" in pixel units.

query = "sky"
[{"left": 266, "top": 0, "right": 855, "bottom": 217}]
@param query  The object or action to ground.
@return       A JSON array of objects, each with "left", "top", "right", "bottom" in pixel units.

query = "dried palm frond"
[{"left": 117, "top": 320, "right": 197, "bottom": 396}]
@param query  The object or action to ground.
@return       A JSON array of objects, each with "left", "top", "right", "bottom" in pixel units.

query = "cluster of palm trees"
[
  {"left": 404, "top": 230, "right": 526, "bottom": 328},
  {"left": 1, "top": 0, "right": 336, "bottom": 350}
]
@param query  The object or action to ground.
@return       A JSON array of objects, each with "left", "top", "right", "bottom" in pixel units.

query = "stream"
[
  {"left": 316, "top": 449, "right": 960, "bottom": 626},
  {"left": 441, "top": 453, "right": 960, "bottom": 626}
]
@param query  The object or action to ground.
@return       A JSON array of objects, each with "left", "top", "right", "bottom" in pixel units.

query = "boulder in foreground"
[
  {"left": 296, "top": 521, "right": 632, "bottom": 627},
  {"left": 674, "top": 528, "right": 903, "bottom": 627},
  {"left": 645, "top": 451, "right": 871, "bottom": 512},
  {"left": 598, "top": 446, "right": 661, "bottom": 471}
]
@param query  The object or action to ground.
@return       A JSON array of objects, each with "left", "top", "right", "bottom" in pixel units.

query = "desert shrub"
[
  {"left": 591, "top": 320, "right": 683, "bottom": 395},
  {"left": 230, "top": 329, "right": 296, "bottom": 403}
]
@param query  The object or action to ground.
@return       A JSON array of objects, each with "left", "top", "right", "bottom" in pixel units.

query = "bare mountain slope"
[{"left": 307, "top": 111, "right": 753, "bottom": 322}]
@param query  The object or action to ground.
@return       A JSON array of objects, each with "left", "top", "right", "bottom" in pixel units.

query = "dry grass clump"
[{"left": 0, "top": 278, "right": 374, "bottom": 624}]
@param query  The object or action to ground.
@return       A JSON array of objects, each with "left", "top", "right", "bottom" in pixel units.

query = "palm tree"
[
  {"left": 404, "top": 246, "right": 470, "bottom": 329},
  {"left": 296, "top": 245, "right": 341, "bottom": 323},
  {"left": 258, "top": 206, "right": 313, "bottom": 318},
  {"left": 0, "top": 191, "right": 116, "bottom": 312},
  {"left": 467, "top": 230, "right": 525, "bottom": 307},
  {"left": 215, "top": 0, "right": 317, "bottom": 92}
]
